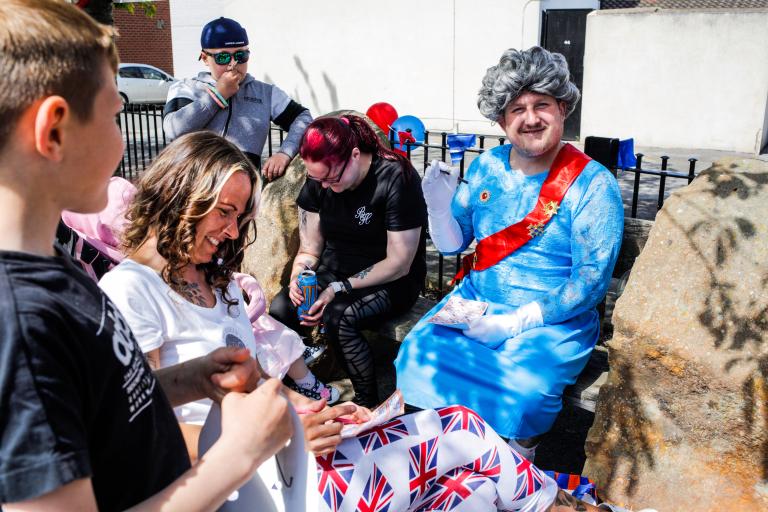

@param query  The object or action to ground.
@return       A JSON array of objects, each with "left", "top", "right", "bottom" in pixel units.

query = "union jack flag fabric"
[
  {"left": 313, "top": 406, "right": 559, "bottom": 512},
  {"left": 356, "top": 464, "right": 395, "bottom": 512},
  {"left": 408, "top": 437, "right": 440, "bottom": 506},
  {"left": 316, "top": 449, "right": 356, "bottom": 511},
  {"left": 436, "top": 405, "right": 486, "bottom": 439},
  {"left": 510, "top": 449, "right": 546, "bottom": 500},
  {"left": 416, "top": 465, "right": 493, "bottom": 511},
  {"left": 357, "top": 418, "right": 410, "bottom": 454}
]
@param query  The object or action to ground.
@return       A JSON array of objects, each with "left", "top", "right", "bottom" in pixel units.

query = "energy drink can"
[{"left": 297, "top": 270, "right": 318, "bottom": 319}]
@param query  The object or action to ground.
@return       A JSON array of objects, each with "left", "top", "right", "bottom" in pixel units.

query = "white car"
[{"left": 117, "top": 63, "right": 176, "bottom": 104}]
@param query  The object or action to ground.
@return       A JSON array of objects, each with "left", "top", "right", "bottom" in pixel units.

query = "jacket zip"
[{"left": 223, "top": 95, "right": 234, "bottom": 137}]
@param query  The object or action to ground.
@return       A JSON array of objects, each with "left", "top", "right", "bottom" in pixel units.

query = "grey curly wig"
[{"left": 477, "top": 46, "right": 580, "bottom": 121}]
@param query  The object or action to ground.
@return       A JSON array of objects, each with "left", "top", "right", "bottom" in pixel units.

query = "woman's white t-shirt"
[{"left": 99, "top": 259, "right": 256, "bottom": 424}]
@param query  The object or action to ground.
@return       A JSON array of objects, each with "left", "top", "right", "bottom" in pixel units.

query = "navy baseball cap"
[{"left": 200, "top": 17, "right": 249, "bottom": 49}]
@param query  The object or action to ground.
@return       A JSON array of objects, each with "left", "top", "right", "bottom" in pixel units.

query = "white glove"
[
  {"left": 422, "top": 159, "right": 458, "bottom": 214},
  {"left": 463, "top": 302, "right": 543, "bottom": 347},
  {"left": 422, "top": 160, "right": 463, "bottom": 252},
  {"left": 428, "top": 208, "right": 464, "bottom": 253}
]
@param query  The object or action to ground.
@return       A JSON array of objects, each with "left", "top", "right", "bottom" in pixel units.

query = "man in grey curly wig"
[{"left": 397, "top": 45, "right": 626, "bottom": 478}]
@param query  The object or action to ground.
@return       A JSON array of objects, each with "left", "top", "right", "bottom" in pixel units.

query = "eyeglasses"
[
  {"left": 306, "top": 158, "right": 349, "bottom": 185},
  {"left": 201, "top": 49, "right": 250, "bottom": 66}
]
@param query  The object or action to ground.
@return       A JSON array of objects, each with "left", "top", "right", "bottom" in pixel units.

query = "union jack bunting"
[
  {"left": 356, "top": 464, "right": 395, "bottom": 512},
  {"left": 408, "top": 436, "right": 440, "bottom": 505},
  {"left": 357, "top": 418, "right": 410, "bottom": 454},
  {"left": 544, "top": 470, "right": 598, "bottom": 504},
  {"left": 316, "top": 450, "right": 355, "bottom": 511},
  {"left": 510, "top": 449, "right": 545, "bottom": 500},
  {"left": 436, "top": 405, "right": 486, "bottom": 439}
]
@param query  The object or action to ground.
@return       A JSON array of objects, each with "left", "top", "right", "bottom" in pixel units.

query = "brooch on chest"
[{"left": 479, "top": 190, "right": 491, "bottom": 203}]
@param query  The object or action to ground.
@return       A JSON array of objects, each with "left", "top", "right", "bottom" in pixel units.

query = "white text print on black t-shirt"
[{"left": 101, "top": 295, "right": 156, "bottom": 422}]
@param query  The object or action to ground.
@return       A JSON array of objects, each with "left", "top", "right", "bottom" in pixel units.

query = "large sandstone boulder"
[
  {"left": 242, "top": 110, "right": 389, "bottom": 304},
  {"left": 584, "top": 157, "right": 768, "bottom": 510}
]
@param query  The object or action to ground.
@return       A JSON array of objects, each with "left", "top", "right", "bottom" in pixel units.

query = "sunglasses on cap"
[{"left": 201, "top": 49, "right": 251, "bottom": 66}]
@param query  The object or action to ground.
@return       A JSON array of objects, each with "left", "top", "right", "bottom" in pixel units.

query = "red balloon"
[{"left": 366, "top": 102, "right": 398, "bottom": 134}]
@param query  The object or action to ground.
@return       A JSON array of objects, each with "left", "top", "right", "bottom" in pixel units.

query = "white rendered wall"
[
  {"left": 581, "top": 8, "right": 768, "bottom": 153},
  {"left": 169, "top": 0, "right": 596, "bottom": 136}
]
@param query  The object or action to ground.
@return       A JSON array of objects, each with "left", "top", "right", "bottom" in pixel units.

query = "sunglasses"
[
  {"left": 306, "top": 158, "right": 349, "bottom": 185},
  {"left": 201, "top": 49, "right": 250, "bottom": 66}
]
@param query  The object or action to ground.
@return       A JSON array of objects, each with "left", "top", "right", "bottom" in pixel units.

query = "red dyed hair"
[{"left": 299, "top": 115, "right": 415, "bottom": 178}]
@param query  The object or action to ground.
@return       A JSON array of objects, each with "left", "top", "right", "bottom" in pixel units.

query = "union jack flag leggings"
[{"left": 316, "top": 405, "right": 558, "bottom": 512}]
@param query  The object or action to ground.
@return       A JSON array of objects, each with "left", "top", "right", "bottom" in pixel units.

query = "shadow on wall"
[
  {"left": 265, "top": 56, "right": 340, "bottom": 115},
  {"left": 594, "top": 163, "right": 768, "bottom": 498}
]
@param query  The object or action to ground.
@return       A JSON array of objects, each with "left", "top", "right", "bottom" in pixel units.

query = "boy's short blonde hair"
[{"left": 0, "top": 0, "right": 118, "bottom": 152}]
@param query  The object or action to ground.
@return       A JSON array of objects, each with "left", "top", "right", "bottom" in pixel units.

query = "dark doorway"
[{"left": 541, "top": 9, "right": 591, "bottom": 140}]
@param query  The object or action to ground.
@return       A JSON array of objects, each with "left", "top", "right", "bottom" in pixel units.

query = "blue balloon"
[{"left": 390, "top": 115, "right": 425, "bottom": 152}]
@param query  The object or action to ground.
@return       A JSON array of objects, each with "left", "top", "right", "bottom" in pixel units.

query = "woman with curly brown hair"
[{"left": 98, "top": 131, "right": 338, "bottom": 456}]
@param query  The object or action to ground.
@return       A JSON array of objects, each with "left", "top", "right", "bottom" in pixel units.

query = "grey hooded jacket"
[{"left": 162, "top": 72, "right": 312, "bottom": 167}]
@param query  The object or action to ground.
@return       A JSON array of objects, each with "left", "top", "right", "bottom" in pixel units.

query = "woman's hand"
[
  {"left": 336, "top": 402, "right": 372, "bottom": 424},
  {"left": 299, "top": 286, "right": 335, "bottom": 326},
  {"left": 301, "top": 402, "right": 358, "bottom": 455},
  {"left": 288, "top": 276, "right": 304, "bottom": 307}
]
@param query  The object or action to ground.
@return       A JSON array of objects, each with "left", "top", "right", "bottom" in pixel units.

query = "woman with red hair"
[{"left": 269, "top": 114, "right": 427, "bottom": 407}]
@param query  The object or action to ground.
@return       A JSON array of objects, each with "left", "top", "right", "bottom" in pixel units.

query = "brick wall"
[{"left": 114, "top": 1, "right": 174, "bottom": 75}]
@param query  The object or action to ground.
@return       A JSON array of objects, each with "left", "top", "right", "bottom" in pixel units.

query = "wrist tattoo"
[
  {"left": 354, "top": 265, "right": 373, "bottom": 280},
  {"left": 175, "top": 281, "right": 209, "bottom": 307}
]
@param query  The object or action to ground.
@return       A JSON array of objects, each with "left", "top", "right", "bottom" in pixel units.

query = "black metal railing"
[
  {"left": 116, "top": 102, "right": 166, "bottom": 181},
  {"left": 118, "top": 105, "right": 700, "bottom": 296}
]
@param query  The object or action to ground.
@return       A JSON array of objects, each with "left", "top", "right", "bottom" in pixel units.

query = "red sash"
[{"left": 450, "top": 143, "right": 591, "bottom": 285}]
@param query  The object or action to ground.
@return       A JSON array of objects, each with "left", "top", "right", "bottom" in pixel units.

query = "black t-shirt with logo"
[
  {"left": 0, "top": 250, "right": 190, "bottom": 509},
  {"left": 297, "top": 155, "right": 427, "bottom": 284}
]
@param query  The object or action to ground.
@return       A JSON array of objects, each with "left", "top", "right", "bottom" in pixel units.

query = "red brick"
[{"left": 114, "top": 1, "right": 174, "bottom": 75}]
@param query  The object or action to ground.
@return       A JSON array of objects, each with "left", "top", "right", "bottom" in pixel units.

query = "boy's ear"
[{"left": 33, "top": 96, "right": 70, "bottom": 162}]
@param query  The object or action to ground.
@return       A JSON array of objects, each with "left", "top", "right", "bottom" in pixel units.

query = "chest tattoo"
[{"left": 174, "top": 281, "right": 211, "bottom": 307}]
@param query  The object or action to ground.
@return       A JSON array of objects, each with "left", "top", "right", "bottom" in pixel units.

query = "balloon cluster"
[
  {"left": 365, "top": 103, "right": 474, "bottom": 163},
  {"left": 365, "top": 103, "right": 424, "bottom": 157}
]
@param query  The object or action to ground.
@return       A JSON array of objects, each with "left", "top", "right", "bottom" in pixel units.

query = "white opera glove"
[
  {"left": 463, "top": 302, "right": 544, "bottom": 348},
  {"left": 422, "top": 159, "right": 458, "bottom": 214},
  {"left": 428, "top": 208, "right": 464, "bottom": 253},
  {"left": 422, "top": 160, "right": 463, "bottom": 252}
]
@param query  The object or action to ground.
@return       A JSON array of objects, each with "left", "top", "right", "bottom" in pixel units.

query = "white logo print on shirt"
[{"left": 355, "top": 206, "right": 373, "bottom": 225}]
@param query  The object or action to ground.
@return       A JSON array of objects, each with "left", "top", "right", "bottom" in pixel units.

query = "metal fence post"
[{"left": 631, "top": 153, "right": 643, "bottom": 218}]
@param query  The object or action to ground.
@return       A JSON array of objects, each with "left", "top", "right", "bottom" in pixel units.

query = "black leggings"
[{"left": 269, "top": 270, "right": 420, "bottom": 407}]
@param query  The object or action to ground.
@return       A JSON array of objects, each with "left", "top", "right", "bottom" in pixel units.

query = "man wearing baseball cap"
[{"left": 163, "top": 17, "right": 312, "bottom": 181}]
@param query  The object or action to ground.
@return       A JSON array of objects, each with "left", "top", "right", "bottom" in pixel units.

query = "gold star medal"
[{"left": 543, "top": 200, "right": 560, "bottom": 218}]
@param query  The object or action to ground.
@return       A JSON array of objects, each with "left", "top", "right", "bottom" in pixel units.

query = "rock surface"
[
  {"left": 584, "top": 157, "right": 768, "bottom": 510},
  {"left": 241, "top": 110, "right": 388, "bottom": 304}
]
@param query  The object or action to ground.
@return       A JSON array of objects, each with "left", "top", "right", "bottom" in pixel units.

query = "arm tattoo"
[
  {"left": 174, "top": 281, "right": 209, "bottom": 307},
  {"left": 545, "top": 489, "right": 589, "bottom": 512},
  {"left": 353, "top": 265, "right": 373, "bottom": 280}
]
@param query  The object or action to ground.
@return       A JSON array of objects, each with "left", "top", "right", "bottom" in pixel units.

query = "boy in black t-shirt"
[{"left": 0, "top": 1, "right": 292, "bottom": 510}]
